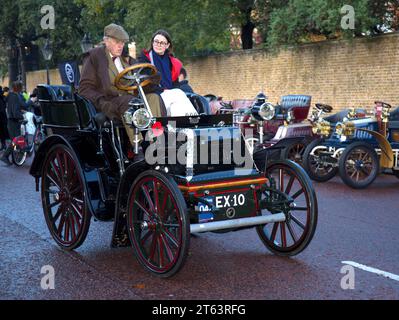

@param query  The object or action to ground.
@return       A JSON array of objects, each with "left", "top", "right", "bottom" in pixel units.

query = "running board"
[{"left": 190, "top": 213, "right": 286, "bottom": 233}]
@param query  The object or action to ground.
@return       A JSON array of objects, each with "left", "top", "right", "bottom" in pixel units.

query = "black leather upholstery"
[
  {"left": 37, "top": 85, "right": 74, "bottom": 101},
  {"left": 186, "top": 93, "right": 212, "bottom": 115}
]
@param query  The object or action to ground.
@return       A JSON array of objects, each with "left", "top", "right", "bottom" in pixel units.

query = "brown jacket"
[{"left": 79, "top": 46, "right": 151, "bottom": 120}]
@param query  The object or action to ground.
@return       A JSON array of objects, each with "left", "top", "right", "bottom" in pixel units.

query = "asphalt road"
[{"left": 1, "top": 156, "right": 398, "bottom": 300}]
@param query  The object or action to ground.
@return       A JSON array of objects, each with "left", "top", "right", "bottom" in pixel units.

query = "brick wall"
[
  {"left": 2, "top": 33, "right": 399, "bottom": 112},
  {"left": 184, "top": 32, "right": 399, "bottom": 111}
]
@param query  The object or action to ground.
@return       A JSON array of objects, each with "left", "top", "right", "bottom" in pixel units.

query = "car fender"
[
  {"left": 356, "top": 128, "right": 394, "bottom": 168},
  {"left": 29, "top": 134, "right": 75, "bottom": 179}
]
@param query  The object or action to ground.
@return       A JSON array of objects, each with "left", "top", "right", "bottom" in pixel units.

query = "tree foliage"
[
  {"left": 267, "top": 0, "right": 396, "bottom": 47},
  {"left": 122, "top": 0, "right": 231, "bottom": 57}
]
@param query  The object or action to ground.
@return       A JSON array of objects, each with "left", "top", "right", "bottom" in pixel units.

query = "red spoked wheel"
[
  {"left": 257, "top": 160, "right": 318, "bottom": 256},
  {"left": 127, "top": 170, "right": 189, "bottom": 278},
  {"left": 41, "top": 144, "right": 91, "bottom": 250}
]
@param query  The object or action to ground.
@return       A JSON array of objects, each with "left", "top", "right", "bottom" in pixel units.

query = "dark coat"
[
  {"left": 78, "top": 45, "right": 133, "bottom": 119},
  {"left": 79, "top": 46, "right": 162, "bottom": 119},
  {"left": 6, "top": 92, "right": 26, "bottom": 120},
  {"left": 177, "top": 80, "right": 194, "bottom": 93},
  {"left": 6, "top": 92, "right": 27, "bottom": 139},
  {"left": 0, "top": 95, "right": 9, "bottom": 140}
]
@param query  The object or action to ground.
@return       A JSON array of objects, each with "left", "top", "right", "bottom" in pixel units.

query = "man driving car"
[{"left": 78, "top": 23, "right": 164, "bottom": 145}]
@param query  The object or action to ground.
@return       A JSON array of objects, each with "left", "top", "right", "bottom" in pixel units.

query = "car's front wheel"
[{"left": 338, "top": 141, "right": 379, "bottom": 189}]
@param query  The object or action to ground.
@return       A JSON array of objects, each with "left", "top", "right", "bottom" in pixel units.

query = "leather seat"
[
  {"left": 186, "top": 93, "right": 211, "bottom": 115},
  {"left": 280, "top": 95, "right": 311, "bottom": 110}
]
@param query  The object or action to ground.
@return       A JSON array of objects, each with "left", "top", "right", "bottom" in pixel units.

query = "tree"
[
  {"left": 121, "top": 0, "right": 231, "bottom": 58},
  {"left": 0, "top": 0, "right": 86, "bottom": 85},
  {"left": 266, "top": 0, "right": 397, "bottom": 47}
]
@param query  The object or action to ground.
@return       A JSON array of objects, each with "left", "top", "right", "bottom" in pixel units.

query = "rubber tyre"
[{"left": 338, "top": 141, "right": 379, "bottom": 189}]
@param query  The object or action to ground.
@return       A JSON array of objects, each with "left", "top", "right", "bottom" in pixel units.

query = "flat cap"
[{"left": 104, "top": 23, "right": 129, "bottom": 42}]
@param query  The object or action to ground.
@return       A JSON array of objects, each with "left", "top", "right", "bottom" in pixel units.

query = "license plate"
[
  {"left": 197, "top": 193, "right": 246, "bottom": 210},
  {"left": 215, "top": 193, "right": 246, "bottom": 208}
]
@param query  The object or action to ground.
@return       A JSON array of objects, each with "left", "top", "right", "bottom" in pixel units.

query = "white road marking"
[{"left": 342, "top": 261, "right": 399, "bottom": 282}]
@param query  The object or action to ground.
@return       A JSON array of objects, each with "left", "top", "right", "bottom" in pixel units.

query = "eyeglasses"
[{"left": 153, "top": 39, "right": 168, "bottom": 47}]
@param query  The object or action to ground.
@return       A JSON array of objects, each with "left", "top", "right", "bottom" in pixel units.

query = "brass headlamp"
[
  {"left": 312, "top": 120, "right": 331, "bottom": 137},
  {"left": 335, "top": 121, "right": 355, "bottom": 137}
]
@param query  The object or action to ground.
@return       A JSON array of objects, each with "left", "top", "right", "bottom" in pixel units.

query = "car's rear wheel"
[
  {"left": 392, "top": 169, "right": 399, "bottom": 179},
  {"left": 41, "top": 144, "right": 91, "bottom": 250},
  {"left": 257, "top": 160, "right": 318, "bottom": 256},
  {"left": 303, "top": 139, "right": 337, "bottom": 182},
  {"left": 338, "top": 141, "right": 379, "bottom": 189},
  {"left": 127, "top": 170, "right": 189, "bottom": 278}
]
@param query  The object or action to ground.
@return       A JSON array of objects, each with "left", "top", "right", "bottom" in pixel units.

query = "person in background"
[
  {"left": 0, "top": 81, "right": 28, "bottom": 165},
  {"left": 27, "top": 88, "right": 41, "bottom": 116},
  {"left": 21, "top": 88, "right": 30, "bottom": 102},
  {"left": 0, "top": 87, "right": 10, "bottom": 151},
  {"left": 178, "top": 67, "right": 194, "bottom": 93}
]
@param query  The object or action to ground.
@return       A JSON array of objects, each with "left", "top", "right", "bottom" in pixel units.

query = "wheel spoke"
[
  {"left": 46, "top": 172, "right": 61, "bottom": 190},
  {"left": 69, "top": 214, "right": 76, "bottom": 242},
  {"left": 290, "top": 215, "right": 306, "bottom": 230},
  {"left": 293, "top": 206, "right": 308, "bottom": 211},
  {"left": 270, "top": 223, "right": 279, "bottom": 243},
  {"left": 285, "top": 175, "right": 295, "bottom": 194},
  {"left": 280, "top": 223, "right": 287, "bottom": 247},
  {"left": 48, "top": 199, "right": 61, "bottom": 209},
  {"left": 56, "top": 212, "right": 66, "bottom": 237},
  {"left": 69, "top": 202, "right": 83, "bottom": 224},
  {"left": 65, "top": 213, "right": 71, "bottom": 242},
  {"left": 163, "top": 228, "right": 179, "bottom": 248},
  {"left": 157, "top": 236, "right": 165, "bottom": 268},
  {"left": 52, "top": 204, "right": 64, "bottom": 224},
  {"left": 140, "top": 229, "right": 152, "bottom": 247},
  {"left": 291, "top": 188, "right": 304, "bottom": 199},
  {"left": 55, "top": 153, "right": 66, "bottom": 184},
  {"left": 159, "top": 233, "right": 175, "bottom": 264},
  {"left": 148, "top": 232, "right": 158, "bottom": 262},
  {"left": 152, "top": 180, "right": 160, "bottom": 213},
  {"left": 135, "top": 200, "right": 152, "bottom": 219},
  {"left": 278, "top": 169, "right": 284, "bottom": 192},
  {"left": 286, "top": 220, "right": 299, "bottom": 243},
  {"left": 141, "top": 185, "right": 156, "bottom": 212}
]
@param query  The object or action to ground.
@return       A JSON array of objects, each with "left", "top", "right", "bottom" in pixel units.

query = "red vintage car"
[{"left": 208, "top": 93, "right": 321, "bottom": 163}]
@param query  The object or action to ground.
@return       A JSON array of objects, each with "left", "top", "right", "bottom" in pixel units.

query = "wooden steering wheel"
[{"left": 114, "top": 63, "right": 158, "bottom": 91}]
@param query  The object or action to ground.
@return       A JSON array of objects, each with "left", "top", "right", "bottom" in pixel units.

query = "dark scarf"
[{"left": 152, "top": 51, "right": 173, "bottom": 89}]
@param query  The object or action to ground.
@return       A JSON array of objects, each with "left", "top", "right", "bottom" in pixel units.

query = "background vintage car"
[{"left": 303, "top": 101, "right": 399, "bottom": 188}]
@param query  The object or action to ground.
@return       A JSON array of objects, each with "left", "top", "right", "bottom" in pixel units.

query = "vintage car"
[
  {"left": 212, "top": 93, "right": 336, "bottom": 164},
  {"left": 303, "top": 101, "right": 399, "bottom": 188},
  {"left": 29, "top": 64, "right": 318, "bottom": 277}
]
